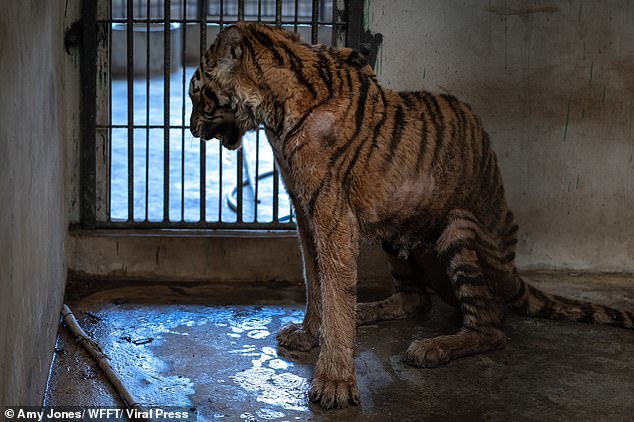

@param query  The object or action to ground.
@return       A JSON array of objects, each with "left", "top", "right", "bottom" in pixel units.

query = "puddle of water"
[
  {"left": 82, "top": 304, "right": 308, "bottom": 419},
  {"left": 247, "top": 329, "right": 271, "bottom": 339},
  {"left": 229, "top": 328, "right": 309, "bottom": 417},
  {"left": 268, "top": 359, "right": 290, "bottom": 370},
  {"left": 232, "top": 367, "right": 309, "bottom": 412},
  {"left": 256, "top": 408, "right": 286, "bottom": 419}
]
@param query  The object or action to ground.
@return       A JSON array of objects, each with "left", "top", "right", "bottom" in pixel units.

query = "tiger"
[{"left": 189, "top": 22, "right": 634, "bottom": 409}]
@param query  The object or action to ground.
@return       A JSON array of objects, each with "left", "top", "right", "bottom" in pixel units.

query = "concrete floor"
[{"left": 46, "top": 272, "right": 634, "bottom": 421}]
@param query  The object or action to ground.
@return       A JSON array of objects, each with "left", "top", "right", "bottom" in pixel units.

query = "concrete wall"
[
  {"left": 68, "top": 230, "right": 390, "bottom": 283},
  {"left": 367, "top": 0, "right": 634, "bottom": 272},
  {"left": 0, "top": 1, "right": 79, "bottom": 406}
]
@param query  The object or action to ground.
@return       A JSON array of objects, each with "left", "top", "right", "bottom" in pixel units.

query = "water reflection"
[
  {"left": 229, "top": 321, "right": 309, "bottom": 415},
  {"left": 232, "top": 367, "right": 309, "bottom": 412},
  {"left": 85, "top": 303, "right": 308, "bottom": 420}
]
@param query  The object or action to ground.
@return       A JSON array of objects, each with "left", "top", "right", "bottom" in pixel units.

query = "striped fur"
[{"left": 189, "top": 23, "right": 633, "bottom": 409}]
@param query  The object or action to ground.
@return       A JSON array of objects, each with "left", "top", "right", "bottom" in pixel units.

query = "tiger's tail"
[{"left": 506, "top": 274, "right": 634, "bottom": 329}]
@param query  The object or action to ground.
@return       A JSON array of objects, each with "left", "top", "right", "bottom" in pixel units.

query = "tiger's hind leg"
[
  {"left": 356, "top": 242, "right": 431, "bottom": 326},
  {"left": 404, "top": 210, "right": 507, "bottom": 368}
]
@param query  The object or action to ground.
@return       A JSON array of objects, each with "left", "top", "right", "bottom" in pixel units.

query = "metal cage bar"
[
  {"left": 126, "top": 0, "right": 134, "bottom": 221},
  {"left": 163, "top": 0, "right": 171, "bottom": 222},
  {"left": 311, "top": 0, "right": 318, "bottom": 43},
  {"left": 106, "top": 14, "right": 113, "bottom": 224},
  {"left": 199, "top": 0, "right": 208, "bottom": 222},
  {"left": 144, "top": 0, "right": 151, "bottom": 222}
]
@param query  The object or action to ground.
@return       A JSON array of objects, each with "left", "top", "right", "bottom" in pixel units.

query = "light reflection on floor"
[{"left": 101, "top": 303, "right": 309, "bottom": 421}]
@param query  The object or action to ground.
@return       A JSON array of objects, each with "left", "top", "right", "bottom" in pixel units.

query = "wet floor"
[{"left": 46, "top": 273, "right": 634, "bottom": 421}]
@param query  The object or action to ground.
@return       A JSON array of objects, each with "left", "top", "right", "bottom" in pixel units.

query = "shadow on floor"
[{"left": 46, "top": 272, "right": 634, "bottom": 421}]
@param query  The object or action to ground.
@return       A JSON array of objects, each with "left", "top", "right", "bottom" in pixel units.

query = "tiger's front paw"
[
  {"left": 309, "top": 376, "right": 360, "bottom": 409},
  {"left": 276, "top": 322, "right": 319, "bottom": 352}
]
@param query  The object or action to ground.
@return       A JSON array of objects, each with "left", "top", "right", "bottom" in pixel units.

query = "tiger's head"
[
  {"left": 189, "top": 23, "right": 377, "bottom": 149},
  {"left": 188, "top": 24, "right": 264, "bottom": 150},
  {"left": 188, "top": 65, "right": 245, "bottom": 150},
  {"left": 189, "top": 23, "right": 313, "bottom": 150}
]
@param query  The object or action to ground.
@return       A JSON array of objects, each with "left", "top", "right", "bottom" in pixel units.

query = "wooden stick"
[{"left": 61, "top": 304, "right": 149, "bottom": 421}]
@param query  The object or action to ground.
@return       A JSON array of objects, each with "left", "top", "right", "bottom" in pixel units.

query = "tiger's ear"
[{"left": 216, "top": 26, "right": 244, "bottom": 69}]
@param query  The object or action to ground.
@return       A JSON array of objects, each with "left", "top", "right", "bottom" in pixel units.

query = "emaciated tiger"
[{"left": 188, "top": 23, "right": 634, "bottom": 409}]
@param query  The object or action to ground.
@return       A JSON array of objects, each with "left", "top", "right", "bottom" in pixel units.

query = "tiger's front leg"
[
  {"left": 308, "top": 206, "right": 361, "bottom": 409},
  {"left": 277, "top": 204, "right": 321, "bottom": 351}
]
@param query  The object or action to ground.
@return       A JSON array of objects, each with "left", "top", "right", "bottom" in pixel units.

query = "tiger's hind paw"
[
  {"left": 404, "top": 330, "right": 506, "bottom": 368},
  {"left": 277, "top": 322, "right": 319, "bottom": 352},
  {"left": 404, "top": 339, "right": 451, "bottom": 368}
]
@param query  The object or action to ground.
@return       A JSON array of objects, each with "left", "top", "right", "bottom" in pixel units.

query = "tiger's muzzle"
[{"left": 190, "top": 113, "right": 245, "bottom": 150}]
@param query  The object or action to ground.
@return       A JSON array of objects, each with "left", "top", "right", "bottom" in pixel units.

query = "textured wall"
[
  {"left": 0, "top": 1, "right": 78, "bottom": 406},
  {"left": 368, "top": 0, "right": 634, "bottom": 271},
  {"left": 68, "top": 231, "right": 391, "bottom": 283}
]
